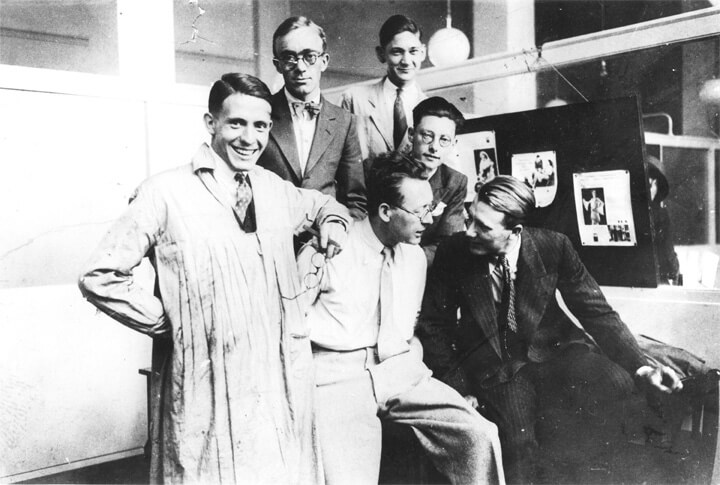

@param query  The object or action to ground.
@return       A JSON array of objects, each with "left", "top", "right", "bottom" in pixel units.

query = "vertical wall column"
[
  {"left": 471, "top": 0, "right": 536, "bottom": 115},
  {"left": 254, "top": 0, "right": 291, "bottom": 91},
  {"left": 117, "top": 0, "right": 175, "bottom": 85}
]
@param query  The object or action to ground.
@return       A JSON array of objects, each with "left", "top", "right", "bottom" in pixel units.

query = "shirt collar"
[
  {"left": 494, "top": 234, "right": 521, "bottom": 273},
  {"left": 383, "top": 76, "right": 419, "bottom": 98},
  {"left": 192, "top": 142, "right": 253, "bottom": 182},
  {"left": 357, "top": 217, "right": 386, "bottom": 255},
  {"left": 285, "top": 88, "right": 321, "bottom": 108}
]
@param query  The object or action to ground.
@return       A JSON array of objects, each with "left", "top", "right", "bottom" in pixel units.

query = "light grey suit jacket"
[{"left": 340, "top": 78, "right": 426, "bottom": 160}]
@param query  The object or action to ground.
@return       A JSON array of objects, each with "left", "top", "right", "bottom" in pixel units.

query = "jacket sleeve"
[
  {"left": 555, "top": 233, "right": 649, "bottom": 374},
  {"left": 417, "top": 238, "right": 471, "bottom": 396},
  {"left": 78, "top": 181, "right": 169, "bottom": 337},
  {"left": 335, "top": 112, "right": 368, "bottom": 219}
]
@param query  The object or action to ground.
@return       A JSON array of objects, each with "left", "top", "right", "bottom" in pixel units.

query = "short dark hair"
[
  {"left": 379, "top": 14, "right": 422, "bottom": 48},
  {"left": 412, "top": 96, "right": 465, "bottom": 131},
  {"left": 475, "top": 175, "right": 535, "bottom": 228},
  {"left": 273, "top": 16, "right": 327, "bottom": 57},
  {"left": 366, "top": 151, "right": 428, "bottom": 216},
  {"left": 208, "top": 73, "right": 272, "bottom": 115}
]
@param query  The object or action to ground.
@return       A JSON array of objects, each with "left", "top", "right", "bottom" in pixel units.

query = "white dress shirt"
[
  {"left": 285, "top": 87, "right": 320, "bottom": 175},
  {"left": 299, "top": 217, "right": 427, "bottom": 352}
]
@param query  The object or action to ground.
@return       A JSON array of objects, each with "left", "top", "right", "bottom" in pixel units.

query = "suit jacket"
[
  {"left": 340, "top": 78, "right": 426, "bottom": 161},
  {"left": 421, "top": 164, "right": 468, "bottom": 268},
  {"left": 417, "top": 228, "right": 648, "bottom": 397},
  {"left": 258, "top": 91, "right": 367, "bottom": 218}
]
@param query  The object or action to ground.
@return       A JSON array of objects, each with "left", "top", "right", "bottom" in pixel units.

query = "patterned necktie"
[
  {"left": 234, "top": 172, "right": 253, "bottom": 223},
  {"left": 291, "top": 101, "right": 321, "bottom": 120},
  {"left": 393, "top": 87, "right": 407, "bottom": 148},
  {"left": 498, "top": 255, "right": 517, "bottom": 333}
]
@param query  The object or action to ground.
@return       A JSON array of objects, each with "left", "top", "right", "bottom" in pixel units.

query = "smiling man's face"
[{"left": 204, "top": 93, "right": 272, "bottom": 172}]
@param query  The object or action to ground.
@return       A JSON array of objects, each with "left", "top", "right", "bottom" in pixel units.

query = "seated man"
[
  {"left": 418, "top": 175, "right": 683, "bottom": 483},
  {"left": 299, "top": 153, "right": 505, "bottom": 485},
  {"left": 407, "top": 97, "right": 468, "bottom": 267}
]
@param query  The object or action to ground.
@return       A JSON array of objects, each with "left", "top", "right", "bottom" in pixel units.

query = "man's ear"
[
  {"left": 378, "top": 202, "right": 392, "bottom": 222},
  {"left": 272, "top": 58, "right": 283, "bottom": 74},
  {"left": 408, "top": 126, "right": 415, "bottom": 139},
  {"left": 203, "top": 113, "right": 216, "bottom": 135},
  {"left": 511, "top": 224, "right": 523, "bottom": 236},
  {"left": 375, "top": 45, "right": 387, "bottom": 64}
]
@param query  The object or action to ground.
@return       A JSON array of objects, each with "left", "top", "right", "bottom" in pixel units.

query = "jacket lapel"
[
  {"left": 305, "top": 96, "right": 335, "bottom": 175},
  {"left": 270, "top": 91, "right": 303, "bottom": 180},
  {"left": 460, "top": 251, "right": 503, "bottom": 359},
  {"left": 515, "top": 232, "right": 553, "bottom": 338},
  {"left": 367, "top": 80, "right": 393, "bottom": 152}
]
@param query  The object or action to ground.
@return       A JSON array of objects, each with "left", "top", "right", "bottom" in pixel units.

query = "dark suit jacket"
[
  {"left": 258, "top": 91, "right": 367, "bottom": 218},
  {"left": 421, "top": 164, "right": 468, "bottom": 268},
  {"left": 417, "top": 228, "right": 648, "bottom": 397}
]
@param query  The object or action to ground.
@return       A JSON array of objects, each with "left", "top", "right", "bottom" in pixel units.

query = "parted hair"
[
  {"left": 208, "top": 73, "right": 272, "bottom": 115},
  {"left": 367, "top": 151, "right": 428, "bottom": 216},
  {"left": 379, "top": 14, "right": 422, "bottom": 48},
  {"left": 412, "top": 96, "right": 465, "bottom": 131},
  {"left": 273, "top": 16, "right": 327, "bottom": 57},
  {"left": 475, "top": 175, "right": 535, "bottom": 228}
]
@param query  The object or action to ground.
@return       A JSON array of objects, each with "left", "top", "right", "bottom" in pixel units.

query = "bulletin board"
[{"left": 456, "top": 96, "right": 657, "bottom": 287}]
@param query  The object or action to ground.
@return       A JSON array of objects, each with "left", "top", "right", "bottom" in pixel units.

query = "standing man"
[
  {"left": 408, "top": 96, "right": 468, "bottom": 267},
  {"left": 418, "top": 176, "right": 683, "bottom": 483},
  {"left": 79, "top": 73, "right": 350, "bottom": 484},
  {"left": 341, "top": 14, "right": 427, "bottom": 162},
  {"left": 300, "top": 153, "right": 504, "bottom": 485},
  {"left": 258, "top": 16, "right": 366, "bottom": 220}
]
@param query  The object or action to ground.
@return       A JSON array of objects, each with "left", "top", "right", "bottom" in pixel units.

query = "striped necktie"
[{"left": 393, "top": 87, "right": 407, "bottom": 148}]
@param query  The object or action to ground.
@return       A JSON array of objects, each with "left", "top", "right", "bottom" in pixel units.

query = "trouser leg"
[
  {"left": 382, "top": 375, "right": 505, "bottom": 485},
  {"left": 313, "top": 348, "right": 382, "bottom": 485},
  {"left": 475, "top": 367, "right": 538, "bottom": 484}
]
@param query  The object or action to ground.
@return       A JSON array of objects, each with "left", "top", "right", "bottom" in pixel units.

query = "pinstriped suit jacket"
[{"left": 418, "top": 228, "right": 648, "bottom": 396}]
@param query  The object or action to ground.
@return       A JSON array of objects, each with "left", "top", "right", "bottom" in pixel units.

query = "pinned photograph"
[
  {"left": 455, "top": 131, "right": 497, "bottom": 198},
  {"left": 511, "top": 151, "right": 557, "bottom": 207}
]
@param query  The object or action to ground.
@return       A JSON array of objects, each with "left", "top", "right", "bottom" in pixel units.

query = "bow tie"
[{"left": 291, "top": 101, "right": 321, "bottom": 119}]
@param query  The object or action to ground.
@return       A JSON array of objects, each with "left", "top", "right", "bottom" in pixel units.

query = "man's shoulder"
[
  {"left": 322, "top": 96, "right": 355, "bottom": 123},
  {"left": 439, "top": 164, "right": 469, "bottom": 186},
  {"left": 341, "top": 79, "right": 382, "bottom": 100},
  {"left": 144, "top": 163, "right": 195, "bottom": 188}
]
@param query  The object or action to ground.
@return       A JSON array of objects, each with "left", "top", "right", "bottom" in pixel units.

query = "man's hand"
[
  {"left": 464, "top": 394, "right": 480, "bottom": 410},
  {"left": 635, "top": 365, "right": 684, "bottom": 394},
  {"left": 317, "top": 220, "right": 348, "bottom": 259}
]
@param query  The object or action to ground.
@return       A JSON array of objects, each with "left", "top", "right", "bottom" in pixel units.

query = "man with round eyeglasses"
[
  {"left": 298, "top": 152, "right": 505, "bottom": 485},
  {"left": 408, "top": 96, "right": 469, "bottom": 268},
  {"left": 258, "top": 16, "right": 367, "bottom": 221}
]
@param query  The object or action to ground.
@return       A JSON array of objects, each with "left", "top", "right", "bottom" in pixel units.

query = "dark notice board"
[{"left": 460, "top": 96, "right": 657, "bottom": 288}]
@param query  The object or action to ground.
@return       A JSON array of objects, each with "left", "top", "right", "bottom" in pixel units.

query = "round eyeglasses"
[
  {"left": 274, "top": 51, "right": 326, "bottom": 71},
  {"left": 281, "top": 251, "right": 326, "bottom": 301},
  {"left": 393, "top": 202, "right": 438, "bottom": 222},
  {"left": 418, "top": 131, "right": 453, "bottom": 148}
]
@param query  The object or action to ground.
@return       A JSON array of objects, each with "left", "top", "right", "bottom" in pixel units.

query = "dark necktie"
[
  {"left": 234, "top": 172, "right": 253, "bottom": 223},
  {"left": 498, "top": 255, "right": 517, "bottom": 333},
  {"left": 393, "top": 87, "right": 407, "bottom": 148},
  {"left": 291, "top": 101, "right": 321, "bottom": 120}
]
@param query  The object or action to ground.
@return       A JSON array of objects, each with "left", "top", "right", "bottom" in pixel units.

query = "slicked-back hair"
[
  {"left": 412, "top": 96, "right": 465, "bottom": 131},
  {"left": 379, "top": 14, "right": 422, "bottom": 48},
  {"left": 367, "top": 151, "right": 428, "bottom": 216},
  {"left": 208, "top": 73, "right": 272, "bottom": 115},
  {"left": 273, "top": 16, "right": 327, "bottom": 57},
  {"left": 475, "top": 175, "right": 535, "bottom": 228}
]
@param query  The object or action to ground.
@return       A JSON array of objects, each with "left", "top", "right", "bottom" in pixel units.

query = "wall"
[{"left": 0, "top": 78, "right": 208, "bottom": 481}]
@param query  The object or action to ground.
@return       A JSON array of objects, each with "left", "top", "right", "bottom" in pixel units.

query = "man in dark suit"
[
  {"left": 418, "top": 175, "right": 683, "bottom": 483},
  {"left": 258, "top": 16, "right": 366, "bottom": 220},
  {"left": 408, "top": 97, "right": 468, "bottom": 267}
]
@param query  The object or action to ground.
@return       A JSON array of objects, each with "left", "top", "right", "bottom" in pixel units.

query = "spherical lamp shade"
[
  {"left": 427, "top": 27, "right": 470, "bottom": 67},
  {"left": 699, "top": 79, "right": 720, "bottom": 106}
]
